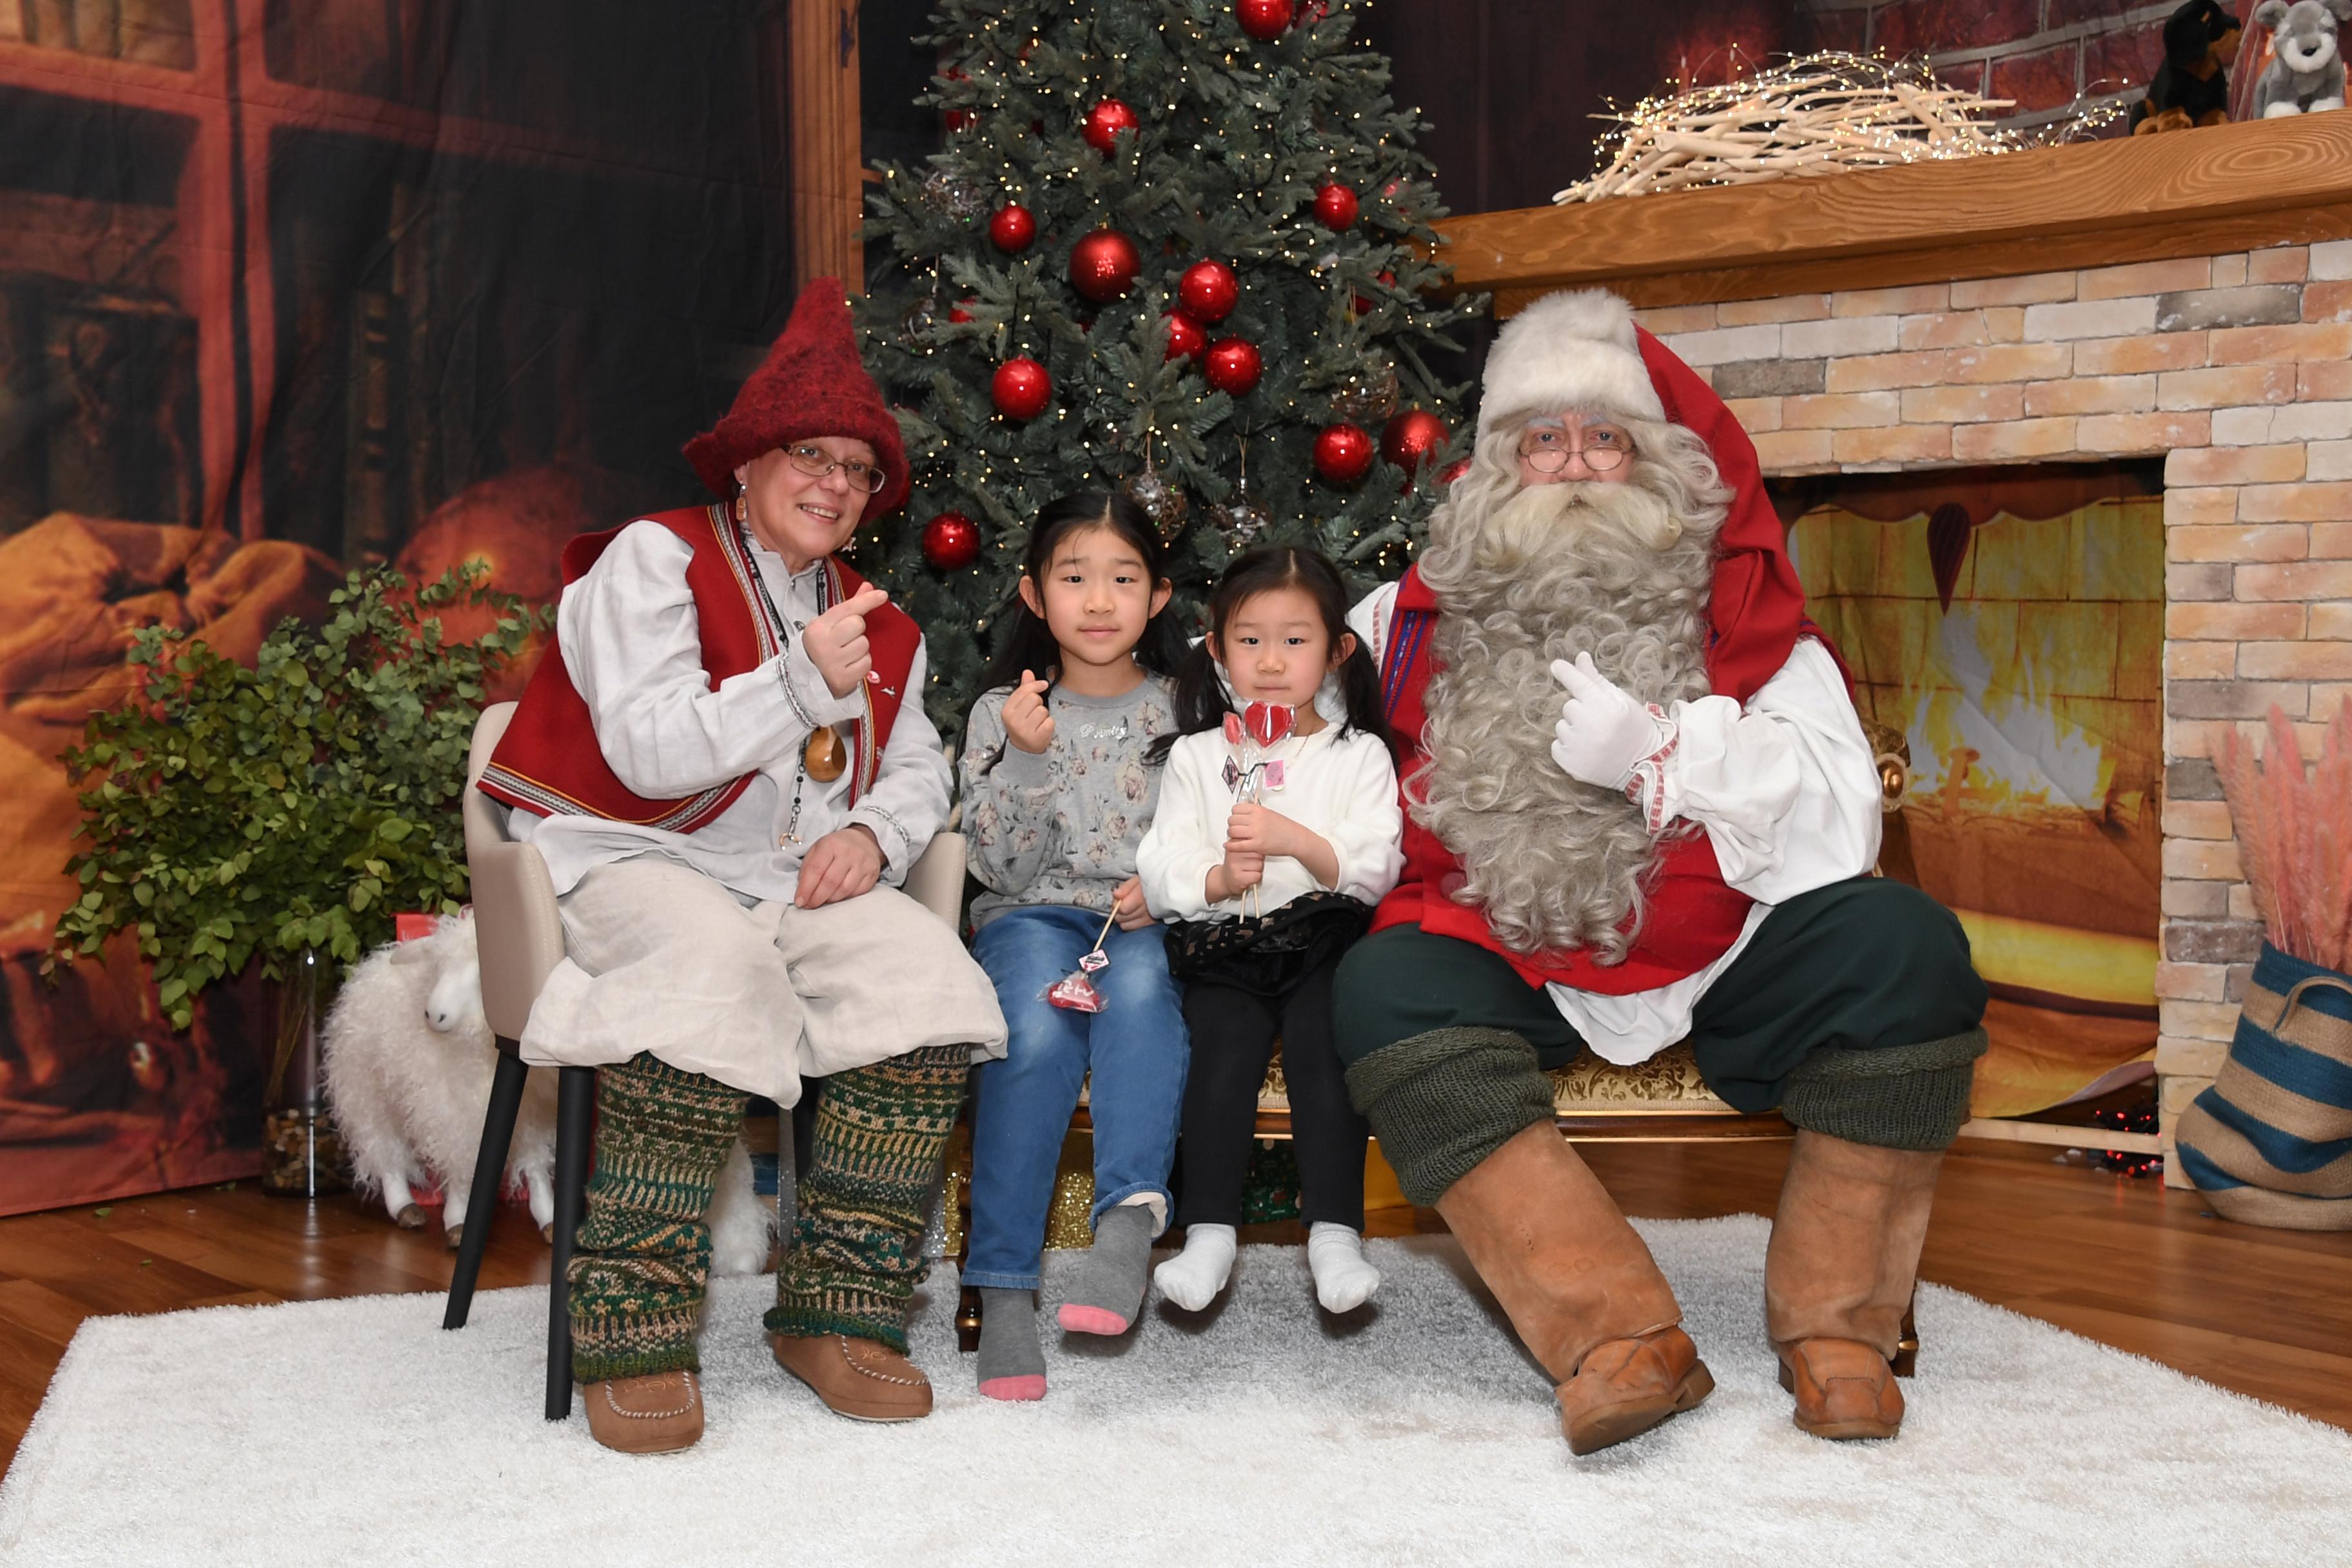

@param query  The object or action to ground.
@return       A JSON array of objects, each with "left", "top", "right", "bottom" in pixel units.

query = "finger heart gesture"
[{"left": 805, "top": 585, "right": 890, "bottom": 698}]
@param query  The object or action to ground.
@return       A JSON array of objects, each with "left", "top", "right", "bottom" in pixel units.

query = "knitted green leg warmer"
[
  {"left": 768, "top": 1043, "right": 970, "bottom": 1353},
  {"left": 1778, "top": 1027, "right": 1990, "bottom": 1152},
  {"left": 1342, "top": 1027, "right": 1557, "bottom": 1207},
  {"left": 567, "top": 1052, "right": 746, "bottom": 1383}
]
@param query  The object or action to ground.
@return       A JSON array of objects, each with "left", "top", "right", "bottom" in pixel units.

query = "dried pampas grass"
[{"left": 2216, "top": 701, "right": 2352, "bottom": 972}]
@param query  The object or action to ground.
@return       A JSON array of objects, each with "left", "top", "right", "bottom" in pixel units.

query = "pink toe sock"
[
  {"left": 979, "top": 1374, "right": 1048, "bottom": 1402},
  {"left": 1055, "top": 1303, "right": 1132, "bottom": 1336}
]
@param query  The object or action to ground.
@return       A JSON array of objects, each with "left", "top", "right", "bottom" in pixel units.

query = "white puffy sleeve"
[
  {"left": 1656, "top": 638, "right": 1883, "bottom": 903},
  {"left": 1137, "top": 732, "right": 1227, "bottom": 921},
  {"left": 1320, "top": 730, "right": 1405, "bottom": 905},
  {"left": 558, "top": 520, "right": 830, "bottom": 798}
]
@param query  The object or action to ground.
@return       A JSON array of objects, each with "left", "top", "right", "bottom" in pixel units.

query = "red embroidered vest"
[
  {"left": 480, "top": 504, "right": 918, "bottom": 830},
  {"left": 1371, "top": 566, "right": 1756, "bottom": 995}
]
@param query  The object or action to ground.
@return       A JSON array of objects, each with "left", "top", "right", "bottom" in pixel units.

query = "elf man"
[
  {"left": 1339, "top": 289, "right": 1988, "bottom": 1456},
  {"left": 480, "top": 279, "right": 1006, "bottom": 1453}
]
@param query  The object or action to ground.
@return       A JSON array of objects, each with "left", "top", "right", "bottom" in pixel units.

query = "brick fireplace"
[{"left": 1438, "top": 115, "right": 2352, "bottom": 1184}]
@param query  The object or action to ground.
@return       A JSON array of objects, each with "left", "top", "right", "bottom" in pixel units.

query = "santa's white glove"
[{"left": 1549, "top": 653, "right": 1679, "bottom": 832}]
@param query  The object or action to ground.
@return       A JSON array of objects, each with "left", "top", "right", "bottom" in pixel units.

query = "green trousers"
[
  {"left": 1333, "top": 877, "right": 1989, "bottom": 1204},
  {"left": 566, "top": 1044, "right": 968, "bottom": 1384}
]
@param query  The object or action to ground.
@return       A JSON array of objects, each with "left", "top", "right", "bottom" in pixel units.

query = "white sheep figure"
[{"left": 322, "top": 909, "right": 773, "bottom": 1275}]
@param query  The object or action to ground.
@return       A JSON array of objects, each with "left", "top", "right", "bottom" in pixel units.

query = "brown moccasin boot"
[
  {"left": 770, "top": 1332, "right": 933, "bottom": 1422},
  {"left": 1765, "top": 1129, "right": 1945, "bottom": 1441},
  {"left": 1558, "top": 1326, "right": 1716, "bottom": 1456},
  {"left": 1777, "top": 1337, "right": 1905, "bottom": 1440},
  {"left": 582, "top": 1369, "right": 704, "bottom": 1454},
  {"left": 1435, "top": 1121, "right": 1711, "bottom": 1456}
]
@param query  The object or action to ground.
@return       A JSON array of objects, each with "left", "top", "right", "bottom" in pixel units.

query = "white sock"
[
  {"left": 1308, "top": 1222, "right": 1380, "bottom": 1313},
  {"left": 1153, "top": 1224, "right": 1237, "bottom": 1311}
]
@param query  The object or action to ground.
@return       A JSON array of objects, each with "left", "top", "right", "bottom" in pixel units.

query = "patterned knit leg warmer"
[
  {"left": 767, "top": 1043, "right": 970, "bottom": 1353},
  {"left": 567, "top": 1052, "right": 746, "bottom": 1383}
]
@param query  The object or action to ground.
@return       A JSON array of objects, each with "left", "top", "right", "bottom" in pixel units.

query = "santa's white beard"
[{"left": 1412, "top": 478, "right": 1719, "bottom": 961}]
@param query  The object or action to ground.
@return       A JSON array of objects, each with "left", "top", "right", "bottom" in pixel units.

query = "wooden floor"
[{"left": 4, "top": 1134, "right": 2348, "bottom": 1478}]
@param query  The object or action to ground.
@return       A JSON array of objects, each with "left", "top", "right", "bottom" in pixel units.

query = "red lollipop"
[{"left": 1178, "top": 259, "right": 1240, "bottom": 323}]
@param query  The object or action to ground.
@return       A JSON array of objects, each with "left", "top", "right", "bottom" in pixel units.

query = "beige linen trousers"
[{"left": 518, "top": 854, "right": 1007, "bottom": 1106}]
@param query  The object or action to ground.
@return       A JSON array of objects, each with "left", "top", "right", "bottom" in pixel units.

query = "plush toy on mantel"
[
  {"left": 2132, "top": 0, "right": 2244, "bottom": 134},
  {"left": 2252, "top": 0, "right": 2350, "bottom": 117}
]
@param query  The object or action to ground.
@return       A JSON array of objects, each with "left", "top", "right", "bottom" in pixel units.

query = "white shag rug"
[{"left": 5, "top": 1216, "right": 2348, "bottom": 1567}]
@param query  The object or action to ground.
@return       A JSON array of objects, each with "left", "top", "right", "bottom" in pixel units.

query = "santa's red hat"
[{"left": 683, "top": 278, "right": 910, "bottom": 516}]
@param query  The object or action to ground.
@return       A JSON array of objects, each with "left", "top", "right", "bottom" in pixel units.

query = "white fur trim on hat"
[{"left": 1476, "top": 288, "right": 1664, "bottom": 440}]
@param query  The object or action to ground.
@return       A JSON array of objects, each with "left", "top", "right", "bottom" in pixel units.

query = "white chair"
[{"left": 440, "top": 700, "right": 969, "bottom": 1420}]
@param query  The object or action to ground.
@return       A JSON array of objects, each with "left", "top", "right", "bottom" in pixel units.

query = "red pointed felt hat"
[{"left": 683, "top": 278, "right": 911, "bottom": 516}]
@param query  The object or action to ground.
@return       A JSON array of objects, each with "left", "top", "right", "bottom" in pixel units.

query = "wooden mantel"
[{"left": 1436, "top": 112, "right": 2352, "bottom": 315}]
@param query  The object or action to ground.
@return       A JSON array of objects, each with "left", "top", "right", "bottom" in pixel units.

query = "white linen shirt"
[
  {"left": 1138, "top": 723, "right": 1404, "bottom": 922},
  {"left": 508, "top": 518, "right": 952, "bottom": 901},
  {"left": 1348, "top": 579, "right": 1883, "bottom": 1064}
]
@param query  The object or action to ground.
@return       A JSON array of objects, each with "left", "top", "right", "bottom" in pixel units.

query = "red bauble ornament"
[
  {"left": 948, "top": 297, "right": 979, "bottom": 324},
  {"left": 1236, "top": 0, "right": 1293, "bottom": 40},
  {"left": 1068, "top": 228, "right": 1141, "bottom": 302},
  {"left": 992, "top": 357, "right": 1052, "bottom": 420},
  {"left": 922, "top": 512, "right": 981, "bottom": 571},
  {"left": 1314, "top": 422, "right": 1375, "bottom": 485},
  {"left": 1313, "top": 182, "right": 1359, "bottom": 231},
  {"left": 1082, "top": 97, "right": 1139, "bottom": 153},
  {"left": 1381, "top": 409, "right": 1449, "bottom": 475},
  {"left": 989, "top": 203, "right": 1037, "bottom": 253},
  {"left": 1351, "top": 268, "right": 1396, "bottom": 317},
  {"left": 1164, "top": 312, "right": 1207, "bottom": 361},
  {"left": 1203, "top": 338, "right": 1262, "bottom": 397},
  {"left": 1177, "top": 259, "right": 1240, "bottom": 323},
  {"left": 1439, "top": 457, "right": 1471, "bottom": 486}
]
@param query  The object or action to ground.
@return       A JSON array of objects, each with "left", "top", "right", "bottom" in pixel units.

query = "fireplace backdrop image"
[
  {"left": 0, "top": 1, "right": 796, "bottom": 1213},
  {"left": 1778, "top": 464, "right": 2166, "bottom": 1119}
]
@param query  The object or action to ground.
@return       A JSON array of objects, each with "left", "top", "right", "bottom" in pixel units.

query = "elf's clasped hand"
[{"left": 1548, "top": 652, "right": 1674, "bottom": 792}]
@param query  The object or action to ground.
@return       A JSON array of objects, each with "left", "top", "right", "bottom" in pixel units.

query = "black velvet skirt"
[{"left": 1162, "top": 891, "right": 1373, "bottom": 997}]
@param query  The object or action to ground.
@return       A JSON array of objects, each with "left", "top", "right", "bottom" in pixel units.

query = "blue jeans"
[{"left": 965, "top": 905, "right": 1191, "bottom": 1290}]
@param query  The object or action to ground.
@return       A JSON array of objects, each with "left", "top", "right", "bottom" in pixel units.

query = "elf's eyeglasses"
[
  {"left": 1518, "top": 424, "right": 1632, "bottom": 474},
  {"left": 785, "top": 443, "right": 887, "bottom": 494}
]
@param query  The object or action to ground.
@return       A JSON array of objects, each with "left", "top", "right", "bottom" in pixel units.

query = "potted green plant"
[{"left": 49, "top": 564, "right": 549, "bottom": 1196}]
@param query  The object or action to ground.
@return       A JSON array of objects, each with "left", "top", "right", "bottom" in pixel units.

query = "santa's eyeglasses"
[
  {"left": 1517, "top": 424, "right": 1632, "bottom": 474},
  {"left": 783, "top": 442, "right": 888, "bottom": 494}
]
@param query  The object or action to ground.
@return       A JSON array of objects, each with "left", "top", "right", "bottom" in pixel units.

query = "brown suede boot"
[
  {"left": 582, "top": 1370, "right": 704, "bottom": 1454},
  {"left": 1764, "top": 1129, "right": 1943, "bottom": 1441},
  {"left": 1436, "top": 1121, "right": 1712, "bottom": 1455}
]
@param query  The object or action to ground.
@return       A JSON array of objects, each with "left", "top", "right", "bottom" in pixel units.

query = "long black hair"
[
  {"left": 972, "top": 489, "right": 1186, "bottom": 701},
  {"left": 1148, "top": 545, "right": 1391, "bottom": 765}
]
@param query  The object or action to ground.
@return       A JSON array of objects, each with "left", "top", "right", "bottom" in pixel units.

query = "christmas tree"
[{"left": 854, "top": 0, "right": 1485, "bottom": 732}]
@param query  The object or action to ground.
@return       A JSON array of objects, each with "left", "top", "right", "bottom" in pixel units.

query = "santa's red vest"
[
  {"left": 1372, "top": 564, "right": 1761, "bottom": 995},
  {"left": 480, "top": 504, "right": 918, "bottom": 830}
]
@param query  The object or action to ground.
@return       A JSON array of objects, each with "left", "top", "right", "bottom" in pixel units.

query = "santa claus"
[{"left": 1337, "top": 289, "right": 1988, "bottom": 1455}]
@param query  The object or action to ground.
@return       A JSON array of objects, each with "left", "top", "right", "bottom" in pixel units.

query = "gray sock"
[
  {"left": 975, "top": 1287, "right": 1046, "bottom": 1398},
  {"left": 1058, "top": 1203, "right": 1155, "bottom": 1331}
]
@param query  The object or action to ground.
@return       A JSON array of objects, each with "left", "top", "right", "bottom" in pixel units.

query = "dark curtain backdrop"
[{"left": 0, "top": 0, "right": 796, "bottom": 1215}]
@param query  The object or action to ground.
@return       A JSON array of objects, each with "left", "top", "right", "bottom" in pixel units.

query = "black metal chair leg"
[
  {"left": 443, "top": 1045, "right": 530, "bottom": 1331},
  {"left": 545, "top": 1064, "right": 595, "bottom": 1420}
]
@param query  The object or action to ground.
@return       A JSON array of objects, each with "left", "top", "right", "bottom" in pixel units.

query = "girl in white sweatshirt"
[{"left": 1138, "top": 547, "right": 1404, "bottom": 1315}]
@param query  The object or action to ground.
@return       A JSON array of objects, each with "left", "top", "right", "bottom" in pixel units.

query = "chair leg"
[
  {"left": 545, "top": 1064, "right": 595, "bottom": 1421},
  {"left": 442, "top": 1045, "right": 529, "bottom": 1331}
]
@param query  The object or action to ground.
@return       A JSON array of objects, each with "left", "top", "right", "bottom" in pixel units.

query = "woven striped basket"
[{"left": 2175, "top": 942, "right": 2352, "bottom": 1231}]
